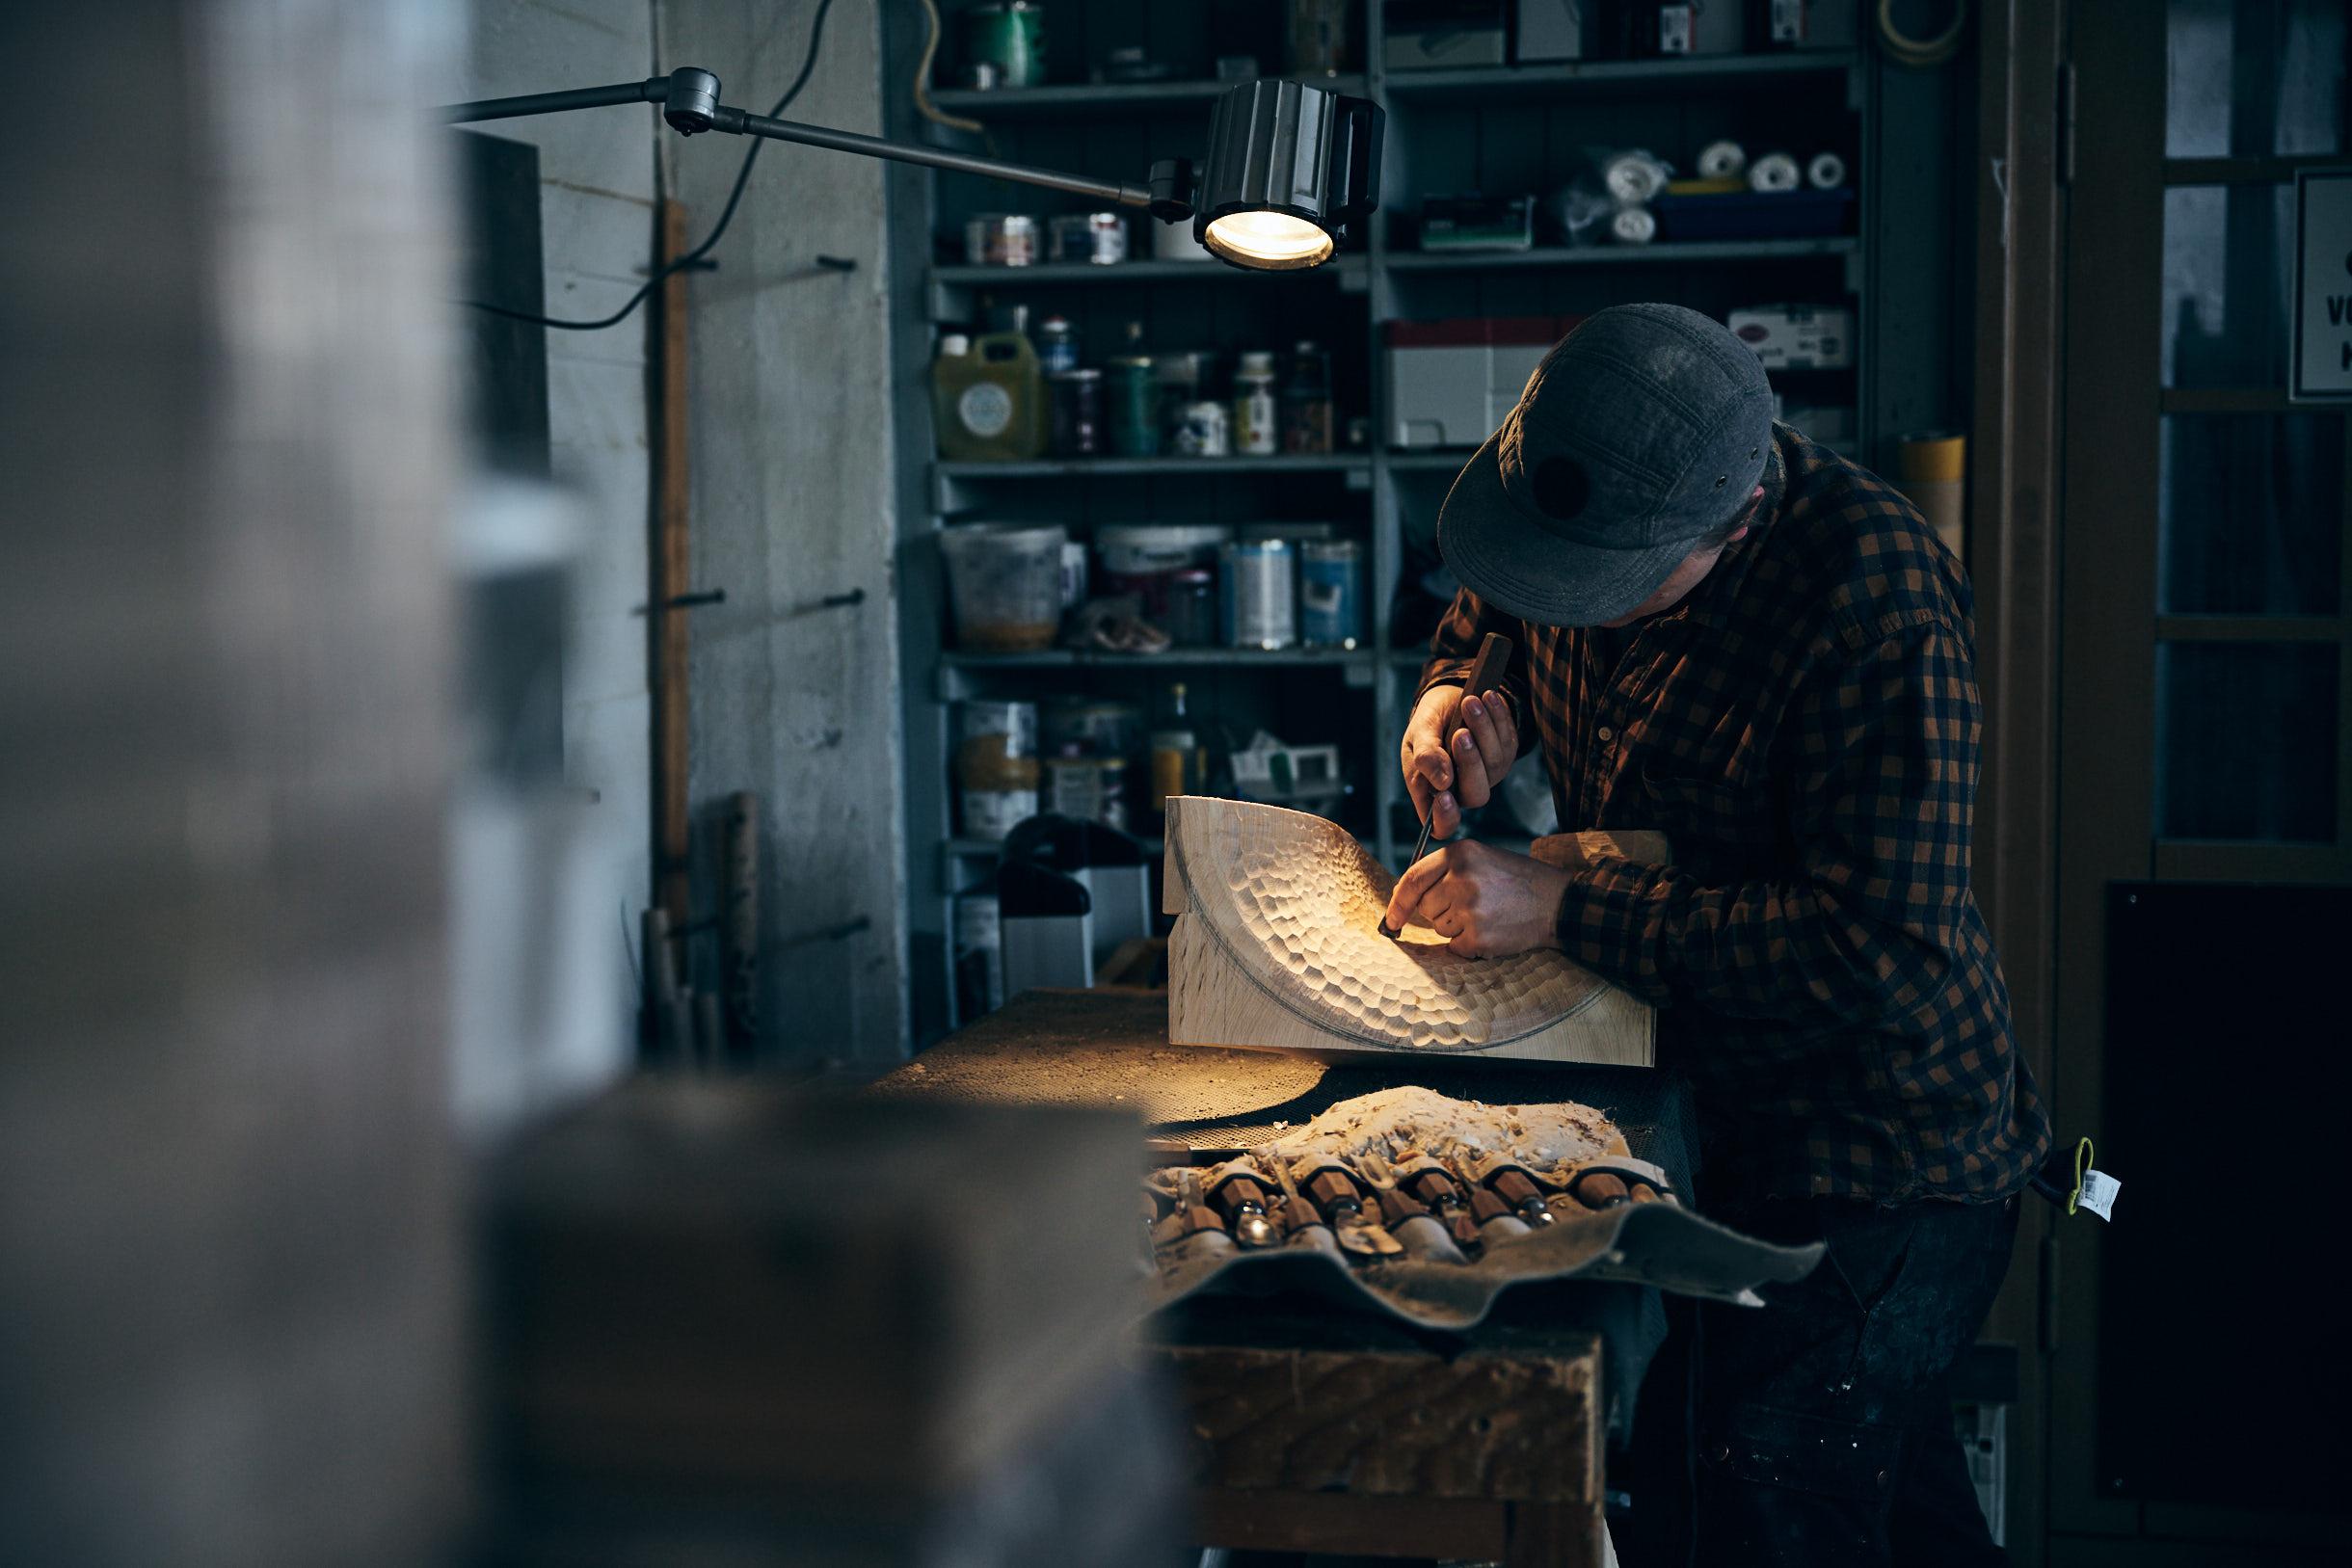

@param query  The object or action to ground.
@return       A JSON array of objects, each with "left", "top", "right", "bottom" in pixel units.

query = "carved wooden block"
[{"left": 1163, "top": 798, "right": 1653, "bottom": 1066}]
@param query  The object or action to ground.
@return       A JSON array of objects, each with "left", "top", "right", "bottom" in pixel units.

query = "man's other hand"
[
  {"left": 1381, "top": 839, "right": 1569, "bottom": 959},
  {"left": 1400, "top": 683, "right": 1518, "bottom": 840}
]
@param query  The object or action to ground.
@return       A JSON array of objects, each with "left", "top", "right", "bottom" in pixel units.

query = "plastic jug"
[{"left": 934, "top": 331, "right": 1047, "bottom": 462}]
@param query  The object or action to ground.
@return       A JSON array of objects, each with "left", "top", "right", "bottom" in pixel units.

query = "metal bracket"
[{"left": 635, "top": 588, "right": 727, "bottom": 615}]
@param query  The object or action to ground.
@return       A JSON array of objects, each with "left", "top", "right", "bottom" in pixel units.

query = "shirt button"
[{"left": 1597, "top": 726, "right": 1616, "bottom": 743}]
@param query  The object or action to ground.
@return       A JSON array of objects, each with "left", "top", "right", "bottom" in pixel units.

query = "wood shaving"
[{"left": 1263, "top": 1084, "right": 1629, "bottom": 1178}]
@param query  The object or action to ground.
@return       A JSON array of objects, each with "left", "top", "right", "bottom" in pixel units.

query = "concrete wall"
[
  {"left": 664, "top": 0, "right": 910, "bottom": 1065},
  {"left": 442, "top": 0, "right": 659, "bottom": 1032}
]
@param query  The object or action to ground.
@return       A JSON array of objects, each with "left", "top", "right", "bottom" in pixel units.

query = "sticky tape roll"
[
  {"left": 1747, "top": 151, "right": 1802, "bottom": 194},
  {"left": 1609, "top": 206, "right": 1657, "bottom": 246},
  {"left": 1603, "top": 152, "right": 1670, "bottom": 208},
  {"left": 1696, "top": 140, "right": 1748, "bottom": 180},
  {"left": 1806, "top": 151, "right": 1848, "bottom": 190}
]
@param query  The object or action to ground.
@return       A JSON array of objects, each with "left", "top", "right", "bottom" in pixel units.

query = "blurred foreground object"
[
  {"left": 480, "top": 1083, "right": 1186, "bottom": 1568},
  {"left": 0, "top": 2, "right": 466, "bottom": 1562}
]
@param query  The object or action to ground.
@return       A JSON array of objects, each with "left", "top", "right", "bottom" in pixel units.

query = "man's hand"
[
  {"left": 1382, "top": 839, "right": 1570, "bottom": 959},
  {"left": 1400, "top": 683, "right": 1519, "bottom": 840}
]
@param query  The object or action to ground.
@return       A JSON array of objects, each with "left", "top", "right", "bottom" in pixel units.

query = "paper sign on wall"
[{"left": 2293, "top": 168, "right": 2352, "bottom": 401}]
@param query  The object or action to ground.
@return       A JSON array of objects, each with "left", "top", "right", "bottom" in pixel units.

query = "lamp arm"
[
  {"left": 715, "top": 106, "right": 1159, "bottom": 210},
  {"left": 440, "top": 66, "right": 1186, "bottom": 216},
  {"left": 443, "top": 77, "right": 668, "bottom": 124}
]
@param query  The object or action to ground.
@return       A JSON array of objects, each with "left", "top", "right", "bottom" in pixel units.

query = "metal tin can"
[
  {"left": 963, "top": 213, "right": 1038, "bottom": 266},
  {"left": 1219, "top": 539, "right": 1297, "bottom": 650},
  {"left": 1049, "top": 368, "right": 1104, "bottom": 456},
  {"left": 1297, "top": 539, "right": 1363, "bottom": 649},
  {"left": 963, "top": 2, "right": 1046, "bottom": 90},
  {"left": 1175, "top": 399, "right": 1230, "bottom": 457},
  {"left": 1107, "top": 355, "right": 1159, "bottom": 456},
  {"left": 1036, "top": 314, "right": 1079, "bottom": 375},
  {"left": 1044, "top": 754, "right": 1129, "bottom": 830},
  {"left": 1049, "top": 211, "right": 1129, "bottom": 265}
]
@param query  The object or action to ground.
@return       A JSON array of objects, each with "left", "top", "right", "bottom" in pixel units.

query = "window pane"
[
  {"left": 2160, "top": 184, "right": 2294, "bottom": 388},
  {"left": 2168, "top": 0, "right": 2347, "bottom": 159},
  {"left": 2159, "top": 412, "right": 2343, "bottom": 614},
  {"left": 2155, "top": 642, "right": 2339, "bottom": 841}
]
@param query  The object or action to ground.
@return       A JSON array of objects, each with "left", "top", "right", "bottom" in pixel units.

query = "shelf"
[
  {"left": 1388, "top": 449, "right": 1476, "bottom": 471},
  {"left": 931, "top": 256, "right": 1368, "bottom": 287},
  {"left": 928, "top": 75, "right": 1367, "bottom": 119},
  {"left": 945, "top": 835, "right": 1163, "bottom": 858},
  {"left": 1385, "top": 237, "right": 1857, "bottom": 273},
  {"left": 935, "top": 454, "right": 1371, "bottom": 480},
  {"left": 1381, "top": 51, "right": 1857, "bottom": 105},
  {"left": 941, "top": 648, "right": 1376, "bottom": 670}
]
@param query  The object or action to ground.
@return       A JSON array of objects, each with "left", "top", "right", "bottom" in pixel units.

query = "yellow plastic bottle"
[{"left": 933, "top": 330, "right": 1047, "bottom": 462}]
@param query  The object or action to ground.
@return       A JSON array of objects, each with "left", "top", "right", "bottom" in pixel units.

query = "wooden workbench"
[{"left": 866, "top": 990, "right": 1617, "bottom": 1567}]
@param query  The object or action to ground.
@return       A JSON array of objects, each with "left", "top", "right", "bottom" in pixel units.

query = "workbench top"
[{"left": 869, "top": 988, "right": 1697, "bottom": 1179}]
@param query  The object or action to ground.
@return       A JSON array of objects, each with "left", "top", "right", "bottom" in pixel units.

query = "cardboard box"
[
  {"left": 1728, "top": 305, "right": 1855, "bottom": 371},
  {"left": 1385, "top": 317, "right": 1577, "bottom": 448}
]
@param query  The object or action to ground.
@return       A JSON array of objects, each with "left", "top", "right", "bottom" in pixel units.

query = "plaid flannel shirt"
[{"left": 1419, "top": 425, "right": 2049, "bottom": 1203}]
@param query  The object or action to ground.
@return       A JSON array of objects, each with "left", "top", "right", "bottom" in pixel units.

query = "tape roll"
[
  {"left": 1696, "top": 140, "right": 1748, "bottom": 180},
  {"left": 1602, "top": 151, "right": 1670, "bottom": 208},
  {"left": 1747, "top": 151, "right": 1802, "bottom": 194},
  {"left": 1806, "top": 151, "right": 1848, "bottom": 191},
  {"left": 1609, "top": 206, "right": 1658, "bottom": 246}
]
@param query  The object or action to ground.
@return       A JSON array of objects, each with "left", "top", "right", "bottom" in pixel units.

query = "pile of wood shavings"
[{"left": 1263, "top": 1084, "right": 1628, "bottom": 1177}]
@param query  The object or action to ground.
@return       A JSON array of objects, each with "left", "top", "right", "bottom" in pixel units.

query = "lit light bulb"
[{"left": 1203, "top": 210, "right": 1335, "bottom": 270}]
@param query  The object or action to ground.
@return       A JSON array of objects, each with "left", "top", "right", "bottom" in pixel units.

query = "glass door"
[{"left": 2052, "top": 0, "right": 2349, "bottom": 1554}]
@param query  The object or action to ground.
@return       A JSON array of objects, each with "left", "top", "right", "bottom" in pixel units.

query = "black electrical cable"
[{"left": 464, "top": 0, "right": 838, "bottom": 331}]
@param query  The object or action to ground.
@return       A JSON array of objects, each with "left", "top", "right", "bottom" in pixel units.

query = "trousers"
[{"left": 1623, "top": 1194, "right": 2020, "bottom": 1568}]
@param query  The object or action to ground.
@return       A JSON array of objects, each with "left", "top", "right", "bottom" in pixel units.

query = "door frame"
[{"left": 1968, "top": 2, "right": 2071, "bottom": 1560}]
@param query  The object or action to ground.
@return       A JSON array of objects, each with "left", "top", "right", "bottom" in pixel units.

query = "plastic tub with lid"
[
  {"left": 940, "top": 522, "right": 1069, "bottom": 651},
  {"left": 1094, "top": 522, "right": 1232, "bottom": 620}
]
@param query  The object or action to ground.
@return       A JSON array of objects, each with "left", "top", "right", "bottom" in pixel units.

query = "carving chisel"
[{"left": 1382, "top": 630, "right": 1514, "bottom": 939}]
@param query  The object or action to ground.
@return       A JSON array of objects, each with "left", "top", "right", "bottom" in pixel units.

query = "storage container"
[
  {"left": 1096, "top": 523, "right": 1231, "bottom": 620},
  {"left": 940, "top": 522, "right": 1068, "bottom": 651}
]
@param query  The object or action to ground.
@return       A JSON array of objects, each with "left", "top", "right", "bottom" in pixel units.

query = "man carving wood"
[{"left": 1388, "top": 305, "right": 2050, "bottom": 1567}]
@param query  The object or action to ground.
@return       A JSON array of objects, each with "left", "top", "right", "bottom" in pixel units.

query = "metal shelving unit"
[
  {"left": 885, "top": 6, "right": 1887, "bottom": 1042},
  {"left": 1385, "top": 236, "right": 1858, "bottom": 273}
]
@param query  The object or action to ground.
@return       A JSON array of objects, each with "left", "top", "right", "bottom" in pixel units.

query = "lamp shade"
[{"left": 1191, "top": 80, "right": 1384, "bottom": 271}]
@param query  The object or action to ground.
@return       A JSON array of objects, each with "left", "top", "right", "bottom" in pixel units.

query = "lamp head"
[{"left": 1189, "top": 80, "right": 1384, "bottom": 272}]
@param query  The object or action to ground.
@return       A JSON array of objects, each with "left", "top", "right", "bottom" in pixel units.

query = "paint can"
[
  {"left": 963, "top": 212, "right": 1039, "bottom": 266},
  {"left": 1219, "top": 539, "right": 1297, "bottom": 651},
  {"left": 1049, "top": 211, "right": 1129, "bottom": 265},
  {"left": 1044, "top": 753, "right": 1130, "bottom": 830},
  {"left": 1297, "top": 539, "right": 1363, "bottom": 649},
  {"left": 962, "top": 3, "right": 1046, "bottom": 90}
]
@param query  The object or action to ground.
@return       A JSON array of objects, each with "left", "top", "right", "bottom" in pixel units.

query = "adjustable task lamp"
[{"left": 444, "top": 68, "right": 1383, "bottom": 273}]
